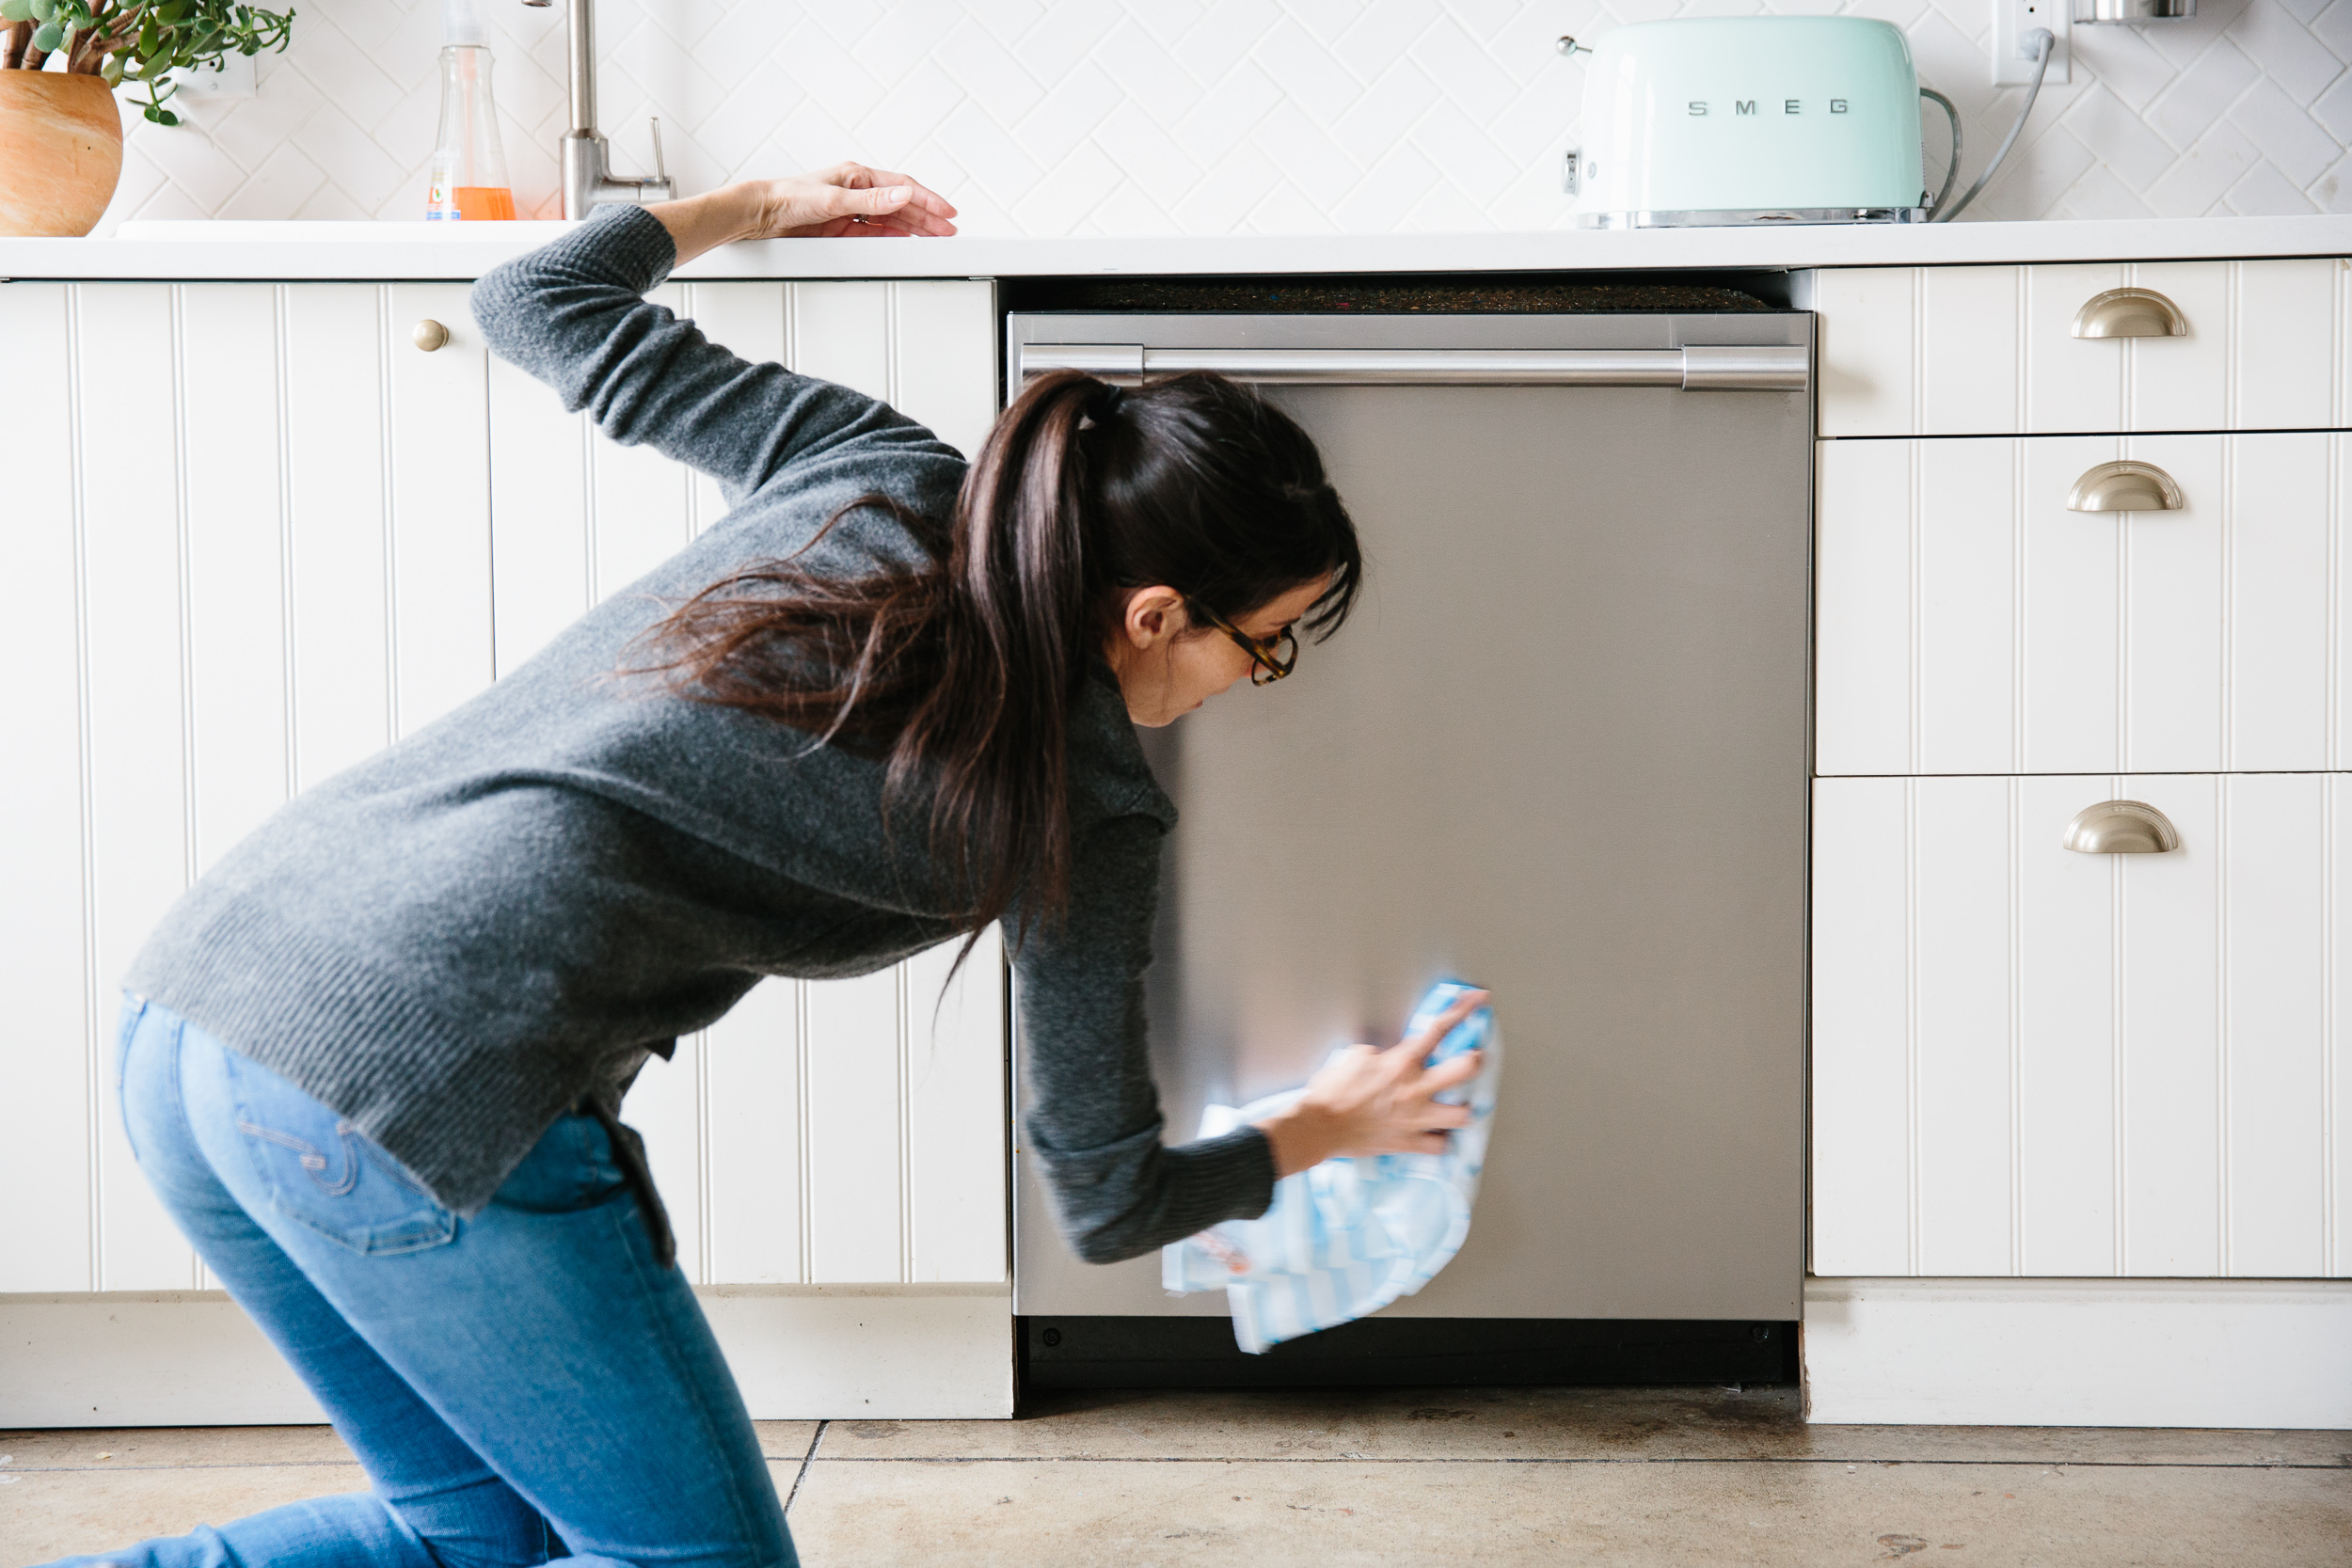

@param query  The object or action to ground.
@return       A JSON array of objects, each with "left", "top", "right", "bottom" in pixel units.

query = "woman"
[{"left": 61, "top": 164, "right": 1485, "bottom": 1568}]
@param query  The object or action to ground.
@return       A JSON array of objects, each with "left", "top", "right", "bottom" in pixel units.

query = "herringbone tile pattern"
[{"left": 84, "top": 0, "right": 2352, "bottom": 234}]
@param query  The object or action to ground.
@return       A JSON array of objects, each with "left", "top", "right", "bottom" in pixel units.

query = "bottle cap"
[{"left": 442, "top": 0, "right": 486, "bottom": 46}]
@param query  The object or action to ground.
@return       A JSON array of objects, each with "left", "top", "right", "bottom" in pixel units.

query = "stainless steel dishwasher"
[{"left": 1005, "top": 302, "right": 1813, "bottom": 1370}]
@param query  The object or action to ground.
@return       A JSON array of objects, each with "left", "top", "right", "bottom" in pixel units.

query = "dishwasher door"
[{"left": 1009, "top": 310, "right": 1812, "bottom": 1323}]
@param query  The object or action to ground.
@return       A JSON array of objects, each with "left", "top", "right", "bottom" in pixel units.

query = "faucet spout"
[{"left": 524, "top": 0, "right": 675, "bottom": 217}]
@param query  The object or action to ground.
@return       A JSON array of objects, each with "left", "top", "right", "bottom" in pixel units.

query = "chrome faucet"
[{"left": 520, "top": 0, "right": 675, "bottom": 217}]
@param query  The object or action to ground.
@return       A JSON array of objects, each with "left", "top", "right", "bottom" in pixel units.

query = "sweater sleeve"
[
  {"left": 1011, "top": 812, "right": 1278, "bottom": 1265},
  {"left": 470, "top": 205, "right": 940, "bottom": 505}
]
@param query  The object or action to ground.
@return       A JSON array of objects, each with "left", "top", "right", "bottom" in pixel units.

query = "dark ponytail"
[{"left": 640, "top": 369, "right": 1361, "bottom": 940}]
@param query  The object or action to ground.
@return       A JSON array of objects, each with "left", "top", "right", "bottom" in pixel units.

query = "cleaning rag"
[{"left": 1162, "top": 979, "right": 1502, "bottom": 1354}]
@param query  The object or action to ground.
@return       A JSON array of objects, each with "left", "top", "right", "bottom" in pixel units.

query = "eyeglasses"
[{"left": 1187, "top": 599, "right": 1299, "bottom": 686}]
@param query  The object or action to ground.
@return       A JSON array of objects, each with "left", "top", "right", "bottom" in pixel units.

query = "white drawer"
[
  {"left": 1817, "top": 261, "right": 2352, "bottom": 437},
  {"left": 1817, "top": 432, "right": 2349, "bottom": 778},
  {"left": 1811, "top": 772, "right": 2350, "bottom": 1279}
]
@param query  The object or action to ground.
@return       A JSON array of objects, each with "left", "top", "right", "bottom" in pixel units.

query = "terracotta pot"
[{"left": 0, "top": 71, "right": 124, "bottom": 237}]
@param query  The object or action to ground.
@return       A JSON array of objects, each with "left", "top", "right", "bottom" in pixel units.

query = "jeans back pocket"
[{"left": 224, "top": 1051, "right": 455, "bottom": 1256}]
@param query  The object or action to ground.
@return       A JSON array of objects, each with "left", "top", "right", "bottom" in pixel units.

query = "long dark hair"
[{"left": 640, "top": 369, "right": 1362, "bottom": 942}]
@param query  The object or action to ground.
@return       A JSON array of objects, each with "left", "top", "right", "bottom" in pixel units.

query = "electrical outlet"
[{"left": 1993, "top": 0, "right": 2071, "bottom": 87}]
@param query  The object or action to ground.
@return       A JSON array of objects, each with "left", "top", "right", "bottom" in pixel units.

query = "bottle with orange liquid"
[{"left": 424, "top": 0, "right": 516, "bottom": 220}]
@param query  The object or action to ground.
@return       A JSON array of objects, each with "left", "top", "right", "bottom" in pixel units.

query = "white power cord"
[{"left": 1934, "top": 27, "right": 2052, "bottom": 221}]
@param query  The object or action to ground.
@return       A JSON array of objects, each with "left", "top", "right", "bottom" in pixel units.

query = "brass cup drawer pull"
[
  {"left": 2062, "top": 800, "right": 2182, "bottom": 854},
  {"left": 412, "top": 319, "right": 451, "bottom": 352},
  {"left": 2067, "top": 459, "right": 2184, "bottom": 513},
  {"left": 2072, "top": 287, "right": 2188, "bottom": 339}
]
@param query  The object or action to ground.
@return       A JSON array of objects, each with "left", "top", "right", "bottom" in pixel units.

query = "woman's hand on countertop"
[
  {"left": 649, "top": 163, "right": 959, "bottom": 266},
  {"left": 1253, "top": 989, "right": 1488, "bottom": 1179}
]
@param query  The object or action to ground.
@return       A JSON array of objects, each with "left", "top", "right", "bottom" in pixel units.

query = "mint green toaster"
[{"left": 1569, "top": 17, "right": 1927, "bottom": 228}]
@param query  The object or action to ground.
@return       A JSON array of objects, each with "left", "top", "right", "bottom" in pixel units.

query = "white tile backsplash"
[{"left": 73, "top": 0, "right": 2352, "bottom": 233}]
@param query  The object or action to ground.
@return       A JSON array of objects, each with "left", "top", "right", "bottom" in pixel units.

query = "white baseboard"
[
  {"left": 701, "top": 1285, "right": 1013, "bottom": 1419},
  {"left": 0, "top": 1285, "right": 1011, "bottom": 1428},
  {"left": 1804, "top": 1276, "right": 2352, "bottom": 1428}
]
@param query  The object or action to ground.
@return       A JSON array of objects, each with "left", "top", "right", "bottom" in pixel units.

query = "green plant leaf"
[
  {"left": 29, "top": 18, "right": 61, "bottom": 47},
  {"left": 100, "top": 55, "right": 122, "bottom": 84},
  {"left": 0, "top": 0, "right": 34, "bottom": 24},
  {"left": 27, "top": 0, "right": 56, "bottom": 22}
]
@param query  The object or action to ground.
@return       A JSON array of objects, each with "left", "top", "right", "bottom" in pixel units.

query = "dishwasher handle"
[{"left": 1015, "top": 342, "right": 1808, "bottom": 391}]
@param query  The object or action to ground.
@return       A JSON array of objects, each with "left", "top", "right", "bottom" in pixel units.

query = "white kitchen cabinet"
[
  {"left": 1812, "top": 772, "right": 2351, "bottom": 1280},
  {"left": 1818, "top": 432, "right": 2346, "bottom": 778},
  {"left": 1816, "top": 260, "right": 2352, "bottom": 437},
  {"left": 0, "top": 277, "right": 1006, "bottom": 1294}
]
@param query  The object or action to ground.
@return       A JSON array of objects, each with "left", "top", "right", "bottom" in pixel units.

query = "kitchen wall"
[{"left": 85, "top": 0, "right": 2352, "bottom": 233}]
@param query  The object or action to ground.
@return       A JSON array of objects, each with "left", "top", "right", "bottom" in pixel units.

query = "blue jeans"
[{"left": 51, "top": 996, "right": 796, "bottom": 1568}]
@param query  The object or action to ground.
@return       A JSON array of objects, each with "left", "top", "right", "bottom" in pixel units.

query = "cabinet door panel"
[
  {"left": 2115, "top": 775, "right": 2222, "bottom": 1275},
  {"left": 1919, "top": 267, "right": 2022, "bottom": 436},
  {"left": 2233, "top": 259, "right": 2341, "bottom": 432},
  {"left": 485, "top": 352, "right": 591, "bottom": 676},
  {"left": 2126, "top": 261, "right": 2229, "bottom": 433},
  {"left": 702, "top": 977, "right": 805, "bottom": 1285},
  {"left": 1816, "top": 265, "right": 1919, "bottom": 438},
  {"left": 2121, "top": 435, "right": 2225, "bottom": 774},
  {"left": 2020, "top": 438, "right": 2122, "bottom": 773},
  {"left": 78, "top": 284, "right": 200, "bottom": 1291},
  {"left": 2230, "top": 434, "right": 2332, "bottom": 770},
  {"left": 791, "top": 281, "right": 892, "bottom": 401},
  {"left": 1814, "top": 438, "right": 1916, "bottom": 776},
  {"left": 905, "top": 927, "right": 1008, "bottom": 1284},
  {"left": 2222, "top": 774, "right": 2328, "bottom": 1275},
  {"left": 1818, "top": 434, "right": 2344, "bottom": 777},
  {"left": 183, "top": 286, "right": 292, "bottom": 872},
  {"left": 1818, "top": 260, "right": 2352, "bottom": 436},
  {"left": 388, "top": 283, "right": 494, "bottom": 736},
  {"left": 891, "top": 282, "right": 996, "bottom": 459},
  {"left": 1918, "top": 438, "right": 2020, "bottom": 773},
  {"left": 13, "top": 269, "right": 1014, "bottom": 1302},
  {"left": 0, "top": 283, "right": 94, "bottom": 1291},
  {"left": 803, "top": 968, "right": 906, "bottom": 1285},
  {"left": 1809, "top": 777, "right": 1914, "bottom": 1275},
  {"left": 1811, "top": 772, "right": 2348, "bottom": 1277},
  {"left": 1912, "top": 776, "right": 2016, "bottom": 1275},
  {"left": 2026, "top": 264, "right": 2128, "bottom": 435},
  {"left": 2015, "top": 773, "right": 2118, "bottom": 1275},
  {"left": 284, "top": 286, "right": 391, "bottom": 788}
]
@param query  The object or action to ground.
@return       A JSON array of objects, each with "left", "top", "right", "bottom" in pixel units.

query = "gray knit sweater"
[{"left": 125, "top": 203, "right": 1274, "bottom": 1265}]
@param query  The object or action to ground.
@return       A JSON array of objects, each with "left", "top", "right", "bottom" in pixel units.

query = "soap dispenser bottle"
[{"left": 424, "top": 0, "right": 516, "bottom": 219}]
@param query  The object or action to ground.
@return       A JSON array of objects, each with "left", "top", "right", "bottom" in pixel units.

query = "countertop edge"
[{"left": 8, "top": 214, "right": 2352, "bottom": 281}]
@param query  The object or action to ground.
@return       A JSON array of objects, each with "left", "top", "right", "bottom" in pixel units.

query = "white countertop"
[{"left": 6, "top": 214, "right": 2352, "bottom": 280}]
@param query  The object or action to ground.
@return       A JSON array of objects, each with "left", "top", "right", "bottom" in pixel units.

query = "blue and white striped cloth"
[{"left": 1163, "top": 980, "right": 1502, "bottom": 1354}]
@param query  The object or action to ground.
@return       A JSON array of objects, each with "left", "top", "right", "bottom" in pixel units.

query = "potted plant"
[{"left": 1, "top": 0, "right": 294, "bottom": 236}]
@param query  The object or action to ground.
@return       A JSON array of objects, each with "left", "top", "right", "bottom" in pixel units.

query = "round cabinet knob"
[
  {"left": 2071, "top": 287, "right": 2188, "bottom": 340},
  {"left": 412, "top": 319, "right": 451, "bottom": 352},
  {"left": 2062, "top": 800, "right": 2182, "bottom": 854},
  {"left": 2067, "top": 459, "right": 2184, "bottom": 513}
]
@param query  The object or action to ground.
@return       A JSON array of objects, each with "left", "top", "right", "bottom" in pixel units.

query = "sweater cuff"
[
  {"left": 564, "top": 201, "right": 680, "bottom": 293},
  {"left": 1184, "top": 1123, "right": 1279, "bottom": 1222}
]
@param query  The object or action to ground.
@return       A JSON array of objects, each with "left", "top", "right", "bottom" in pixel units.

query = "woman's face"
[{"left": 1104, "top": 577, "right": 1332, "bottom": 728}]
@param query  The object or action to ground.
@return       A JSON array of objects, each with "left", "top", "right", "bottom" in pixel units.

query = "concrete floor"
[{"left": 5, "top": 1387, "right": 2348, "bottom": 1566}]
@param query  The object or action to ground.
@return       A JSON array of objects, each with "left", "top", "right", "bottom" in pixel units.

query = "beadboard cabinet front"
[
  {"left": 1815, "top": 260, "right": 2352, "bottom": 438},
  {"left": 1817, "top": 432, "right": 2352, "bottom": 778},
  {"left": 1812, "top": 772, "right": 2352, "bottom": 1280},
  {"left": 0, "top": 277, "right": 1008, "bottom": 1294}
]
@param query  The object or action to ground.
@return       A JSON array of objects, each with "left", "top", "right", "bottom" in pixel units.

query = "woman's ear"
[{"left": 1117, "top": 586, "right": 1188, "bottom": 651}]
